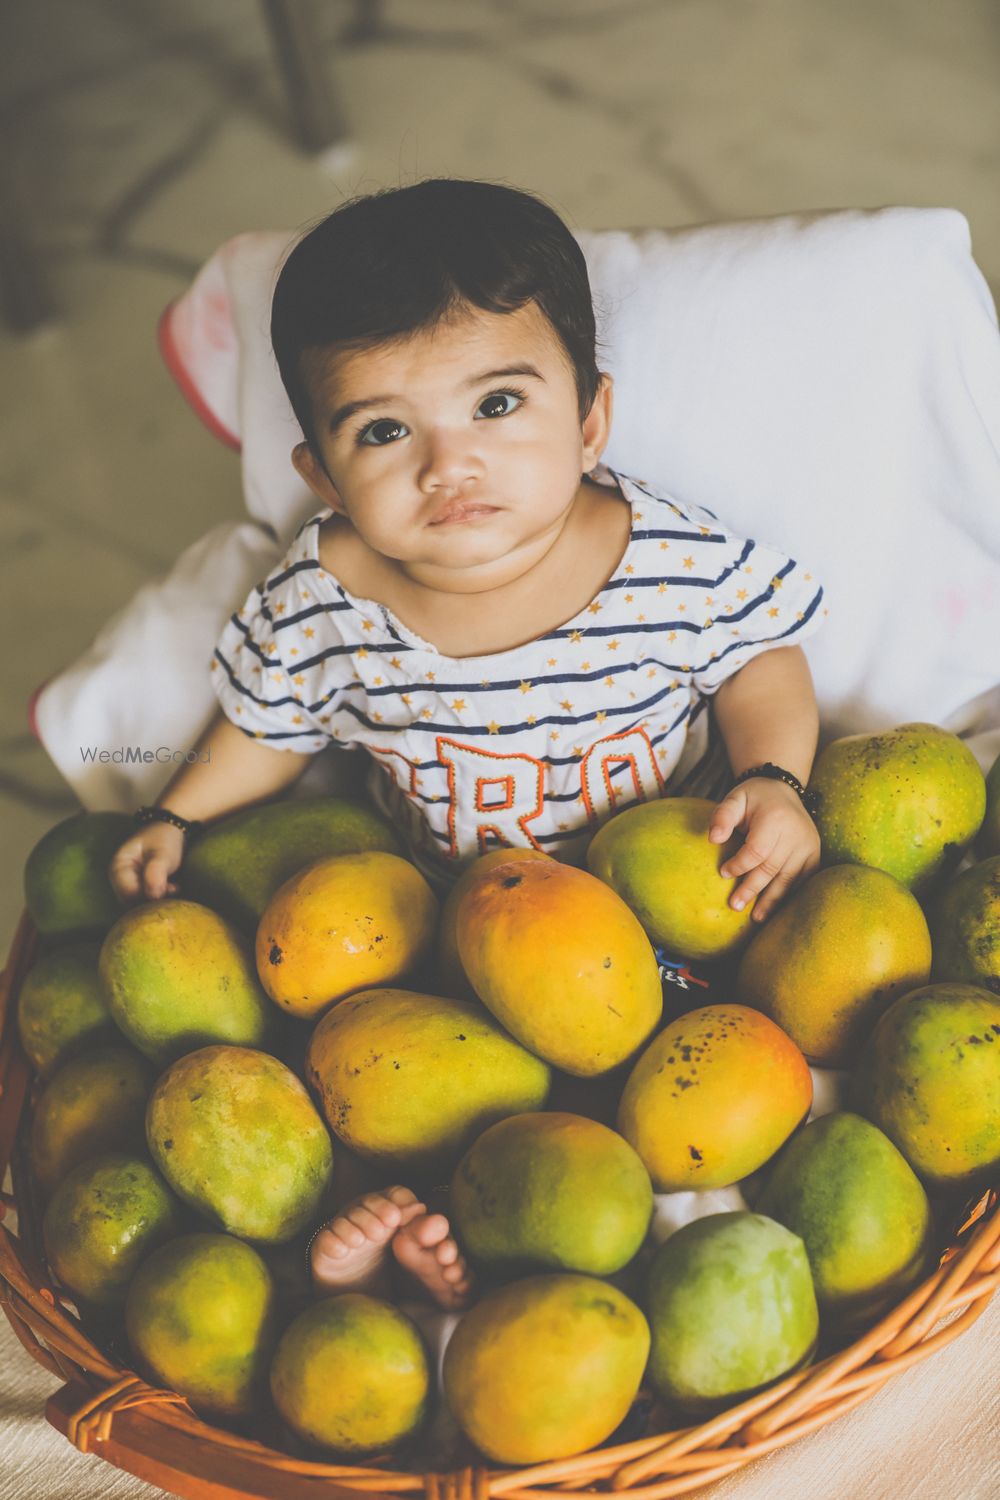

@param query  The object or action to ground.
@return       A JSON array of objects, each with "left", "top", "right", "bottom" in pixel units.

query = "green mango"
[
  {"left": 17, "top": 942, "right": 117, "bottom": 1076},
  {"left": 853, "top": 983, "right": 1000, "bottom": 1192},
  {"left": 42, "top": 1152, "right": 183, "bottom": 1307},
  {"left": 146, "top": 1045, "right": 334, "bottom": 1244},
  {"left": 126, "top": 1233, "right": 277, "bottom": 1418},
  {"left": 24, "top": 811, "right": 134, "bottom": 938},
  {"left": 931, "top": 858, "right": 1000, "bottom": 992},
  {"left": 30, "top": 1042, "right": 155, "bottom": 1198},
  {"left": 757, "top": 1112, "right": 933, "bottom": 1328},
  {"left": 451, "top": 1111, "right": 652, "bottom": 1276},
  {"left": 99, "top": 899, "right": 276, "bottom": 1065},
  {"left": 181, "top": 796, "right": 402, "bottom": 931},
  {"left": 646, "top": 1212, "right": 819, "bottom": 1414},
  {"left": 808, "top": 723, "right": 985, "bottom": 894}
]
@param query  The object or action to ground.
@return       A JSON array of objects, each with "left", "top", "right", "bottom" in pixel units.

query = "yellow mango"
[
  {"left": 256, "top": 851, "right": 438, "bottom": 1019},
  {"left": 587, "top": 797, "right": 755, "bottom": 960}
]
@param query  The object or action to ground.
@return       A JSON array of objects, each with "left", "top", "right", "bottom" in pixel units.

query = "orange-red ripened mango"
[
  {"left": 455, "top": 859, "right": 662, "bottom": 1076},
  {"left": 617, "top": 1005, "right": 812, "bottom": 1190},
  {"left": 587, "top": 798, "right": 756, "bottom": 960},
  {"left": 256, "top": 851, "right": 438, "bottom": 1019},
  {"left": 736, "top": 865, "right": 932, "bottom": 1066},
  {"left": 436, "top": 847, "right": 550, "bottom": 997}
]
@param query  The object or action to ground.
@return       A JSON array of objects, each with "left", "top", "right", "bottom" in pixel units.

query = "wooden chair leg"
[
  {"left": 0, "top": 172, "right": 54, "bottom": 333},
  {"left": 260, "top": 0, "right": 353, "bottom": 155}
]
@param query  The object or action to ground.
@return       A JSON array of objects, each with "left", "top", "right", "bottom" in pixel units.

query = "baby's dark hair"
[{"left": 270, "top": 177, "right": 604, "bottom": 452}]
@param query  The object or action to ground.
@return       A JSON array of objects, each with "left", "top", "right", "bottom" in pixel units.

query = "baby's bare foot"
[
  {"left": 310, "top": 1186, "right": 425, "bottom": 1295},
  {"left": 392, "top": 1211, "right": 475, "bottom": 1310}
]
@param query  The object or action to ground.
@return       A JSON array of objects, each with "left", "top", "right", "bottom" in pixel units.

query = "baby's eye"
[
  {"left": 357, "top": 418, "right": 407, "bottom": 447},
  {"left": 476, "top": 388, "right": 525, "bottom": 419}
]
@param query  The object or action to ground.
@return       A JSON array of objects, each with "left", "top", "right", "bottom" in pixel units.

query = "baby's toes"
[
  {"left": 346, "top": 1205, "right": 398, "bottom": 1244},
  {"left": 434, "top": 1236, "right": 459, "bottom": 1267},
  {"left": 412, "top": 1212, "right": 451, "bottom": 1248},
  {"left": 312, "top": 1226, "right": 351, "bottom": 1261},
  {"left": 384, "top": 1185, "right": 421, "bottom": 1211}
]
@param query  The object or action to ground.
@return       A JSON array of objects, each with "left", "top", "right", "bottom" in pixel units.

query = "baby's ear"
[{"left": 292, "top": 442, "right": 345, "bottom": 511}]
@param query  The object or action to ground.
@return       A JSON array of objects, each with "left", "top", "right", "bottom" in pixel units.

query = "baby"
[{"left": 108, "top": 177, "right": 824, "bottom": 1309}]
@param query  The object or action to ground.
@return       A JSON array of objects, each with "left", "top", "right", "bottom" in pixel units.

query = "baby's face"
[{"left": 293, "top": 300, "right": 609, "bottom": 587}]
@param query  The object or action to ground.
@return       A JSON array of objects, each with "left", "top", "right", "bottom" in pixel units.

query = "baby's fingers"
[
  {"left": 142, "top": 852, "right": 177, "bottom": 901},
  {"left": 719, "top": 833, "right": 778, "bottom": 885},
  {"left": 709, "top": 790, "right": 747, "bottom": 845},
  {"left": 744, "top": 856, "right": 809, "bottom": 923},
  {"left": 109, "top": 844, "right": 146, "bottom": 902}
]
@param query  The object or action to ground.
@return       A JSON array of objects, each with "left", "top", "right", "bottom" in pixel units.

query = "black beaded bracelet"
[
  {"left": 731, "top": 763, "right": 819, "bottom": 817},
  {"left": 133, "top": 805, "right": 203, "bottom": 838}
]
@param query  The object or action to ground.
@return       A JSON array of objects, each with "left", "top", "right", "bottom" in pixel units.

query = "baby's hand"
[
  {"left": 108, "top": 823, "right": 185, "bottom": 905},
  {"left": 708, "top": 778, "right": 820, "bottom": 922}
]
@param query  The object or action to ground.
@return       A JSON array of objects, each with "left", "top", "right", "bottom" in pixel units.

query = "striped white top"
[{"left": 212, "top": 464, "right": 825, "bottom": 884}]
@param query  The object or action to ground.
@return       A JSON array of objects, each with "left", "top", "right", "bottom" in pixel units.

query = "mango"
[
  {"left": 436, "top": 847, "right": 549, "bottom": 997},
  {"left": 852, "top": 983, "right": 1000, "bottom": 1192},
  {"left": 24, "top": 811, "right": 134, "bottom": 938},
  {"left": 931, "top": 857, "right": 1000, "bottom": 991},
  {"left": 126, "top": 1233, "right": 277, "bottom": 1418},
  {"left": 182, "top": 796, "right": 402, "bottom": 931},
  {"left": 646, "top": 1212, "right": 818, "bottom": 1414},
  {"left": 456, "top": 858, "right": 662, "bottom": 1076},
  {"left": 809, "top": 723, "right": 985, "bottom": 893},
  {"left": 17, "top": 942, "right": 116, "bottom": 1077},
  {"left": 30, "top": 1043, "right": 154, "bottom": 1197},
  {"left": 257, "top": 851, "right": 438, "bottom": 1020},
  {"left": 617, "top": 1004, "right": 812, "bottom": 1190},
  {"left": 306, "top": 989, "right": 550, "bottom": 1172},
  {"left": 451, "top": 1112, "right": 652, "bottom": 1275},
  {"left": 147, "top": 1045, "right": 333, "bottom": 1243},
  {"left": 270, "top": 1293, "right": 429, "bottom": 1454},
  {"left": 587, "top": 797, "right": 755, "bottom": 960},
  {"left": 443, "top": 1273, "right": 649, "bottom": 1464},
  {"left": 99, "top": 900, "right": 276, "bottom": 1065},
  {"left": 756, "top": 1112, "right": 933, "bottom": 1326},
  {"left": 42, "top": 1152, "right": 183, "bottom": 1307},
  {"left": 978, "top": 749, "right": 1000, "bottom": 857},
  {"left": 735, "top": 865, "right": 932, "bottom": 1065}
]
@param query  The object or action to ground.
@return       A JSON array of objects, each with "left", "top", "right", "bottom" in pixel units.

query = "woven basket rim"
[{"left": 2, "top": 909, "right": 998, "bottom": 1500}]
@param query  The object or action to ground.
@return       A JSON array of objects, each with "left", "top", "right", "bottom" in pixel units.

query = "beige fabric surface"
[{"left": 2, "top": 1287, "right": 997, "bottom": 1500}]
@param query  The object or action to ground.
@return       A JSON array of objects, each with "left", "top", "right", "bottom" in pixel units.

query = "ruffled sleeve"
[
  {"left": 211, "top": 581, "right": 334, "bottom": 753},
  {"left": 684, "top": 512, "right": 826, "bottom": 696}
]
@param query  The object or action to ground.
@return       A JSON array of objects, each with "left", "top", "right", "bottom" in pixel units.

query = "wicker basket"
[{"left": 2, "top": 909, "right": 998, "bottom": 1500}]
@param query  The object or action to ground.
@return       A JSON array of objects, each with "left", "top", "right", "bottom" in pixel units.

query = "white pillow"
[{"left": 35, "top": 208, "right": 1000, "bottom": 809}]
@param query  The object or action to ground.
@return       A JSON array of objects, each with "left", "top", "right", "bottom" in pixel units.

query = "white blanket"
[{"left": 33, "top": 206, "right": 1000, "bottom": 808}]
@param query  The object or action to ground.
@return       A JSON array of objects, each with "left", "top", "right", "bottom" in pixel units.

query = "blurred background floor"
[{"left": 3, "top": 0, "right": 1000, "bottom": 943}]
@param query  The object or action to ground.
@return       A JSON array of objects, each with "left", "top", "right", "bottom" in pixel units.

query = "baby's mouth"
[{"left": 428, "top": 503, "right": 500, "bottom": 526}]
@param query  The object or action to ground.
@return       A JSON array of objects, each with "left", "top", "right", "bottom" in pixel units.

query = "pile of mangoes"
[{"left": 15, "top": 722, "right": 1000, "bottom": 1466}]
